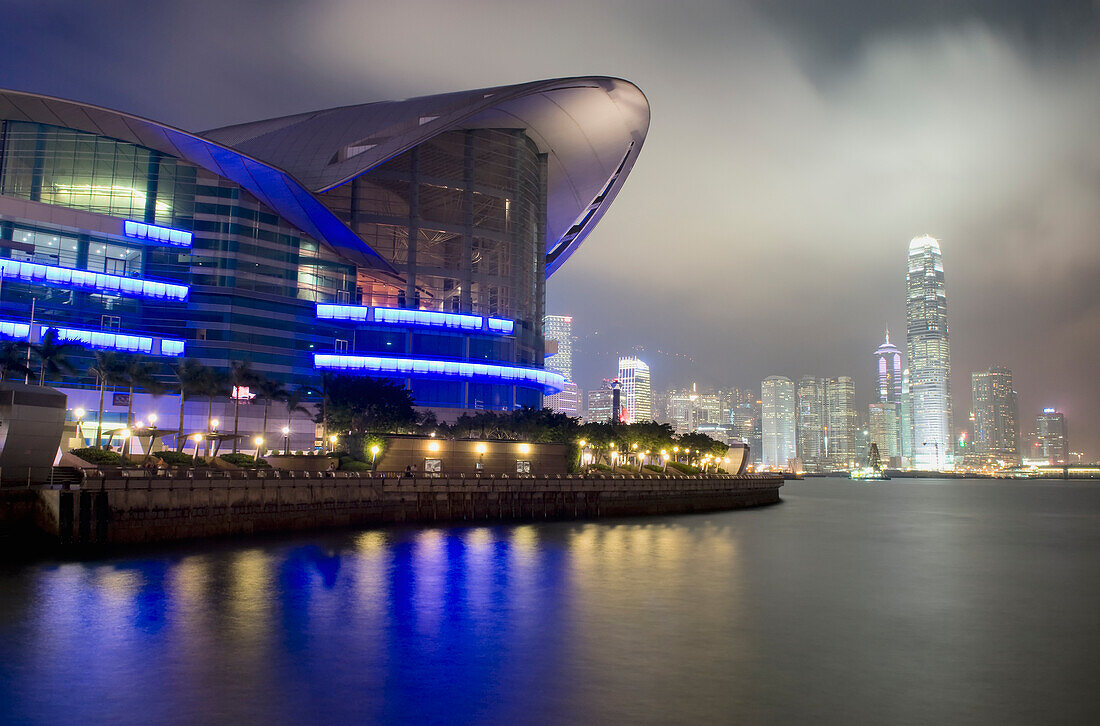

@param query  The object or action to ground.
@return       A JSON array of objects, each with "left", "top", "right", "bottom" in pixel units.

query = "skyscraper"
[
  {"left": 824, "top": 376, "right": 856, "bottom": 469},
  {"left": 796, "top": 376, "right": 825, "bottom": 471},
  {"left": 543, "top": 315, "right": 574, "bottom": 381},
  {"left": 874, "top": 329, "right": 903, "bottom": 403},
  {"left": 544, "top": 380, "right": 580, "bottom": 418},
  {"left": 868, "top": 402, "right": 901, "bottom": 463},
  {"left": 906, "top": 235, "right": 952, "bottom": 469},
  {"left": 1036, "top": 409, "right": 1068, "bottom": 464},
  {"left": 761, "top": 376, "right": 796, "bottom": 469},
  {"left": 586, "top": 387, "right": 613, "bottom": 424},
  {"left": 970, "top": 367, "right": 1020, "bottom": 465},
  {"left": 899, "top": 368, "right": 915, "bottom": 466},
  {"left": 617, "top": 357, "right": 652, "bottom": 423}
]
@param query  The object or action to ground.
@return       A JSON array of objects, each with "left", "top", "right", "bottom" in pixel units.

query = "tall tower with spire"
[
  {"left": 906, "top": 235, "right": 952, "bottom": 469},
  {"left": 874, "top": 329, "right": 903, "bottom": 403}
]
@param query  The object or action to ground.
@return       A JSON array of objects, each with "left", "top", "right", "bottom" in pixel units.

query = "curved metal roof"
[
  {"left": 0, "top": 77, "right": 649, "bottom": 279},
  {"left": 0, "top": 88, "right": 398, "bottom": 274},
  {"left": 204, "top": 77, "right": 650, "bottom": 276}
]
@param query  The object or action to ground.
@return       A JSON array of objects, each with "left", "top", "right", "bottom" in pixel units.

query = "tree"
[
  {"left": 0, "top": 340, "right": 33, "bottom": 381},
  {"left": 172, "top": 358, "right": 208, "bottom": 452},
  {"left": 229, "top": 360, "right": 262, "bottom": 454},
  {"left": 31, "top": 328, "right": 79, "bottom": 386},
  {"left": 677, "top": 431, "right": 729, "bottom": 461},
  {"left": 88, "top": 351, "right": 128, "bottom": 448},
  {"left": 199, "top": 367, "right": 231, "bottom": 457},
  {"left": 120, "top": 356, "right": 167, "bottom": 457},
  {"left": 320, "top": 374, "right": 416, "bottom": 458},
  {"left": 254, "top": 377, "right": 288, "bottom": 454}
]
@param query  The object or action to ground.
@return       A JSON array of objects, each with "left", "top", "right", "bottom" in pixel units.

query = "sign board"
[{"left": 113, "top": 393, "right": 130, "bottom": 406}]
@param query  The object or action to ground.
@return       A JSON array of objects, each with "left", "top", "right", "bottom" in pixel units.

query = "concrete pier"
[{"left": 19, "top": 471, "right": 783, "bottom": 546}]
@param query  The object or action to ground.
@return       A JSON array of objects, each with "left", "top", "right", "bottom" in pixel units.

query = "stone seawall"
[{"left": 32, "top": 472, "right": 783, "bottom": 546}]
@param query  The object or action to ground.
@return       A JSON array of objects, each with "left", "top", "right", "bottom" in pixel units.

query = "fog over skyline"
[{"left": 3, "top": 0, "right": 1098, "bottom": 453}]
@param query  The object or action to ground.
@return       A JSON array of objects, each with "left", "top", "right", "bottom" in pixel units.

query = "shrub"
[
  {"left": 218, "top": 453, "right": 270, "bottom": 468},
  {"left": 157, "top": 450, "right": 205, "bottom": 466},
  {"left": 592, "top": 463, "right": 613, "bottom": 472},
  {"left": 667, "top": 461, "right": 701, "bottom": 475},
  {"left": 339, "top": 460, "right": 372, "bottom": 472},
  {"left": 70, "top": 447, "right": 123, "bottom": 466},
  {"left": 644, "top": 464, "right": 665, "bottom": 473}
]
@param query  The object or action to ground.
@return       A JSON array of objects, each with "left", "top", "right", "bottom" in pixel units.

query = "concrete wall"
[
  {"left": 0, "top": 383, "right": 67, "bottom": 484},
  {"left": 39, "top": 472, "right": 783, "bottom": 546},
  {"left": 377, "top": 437, "right": 571, "bottom": 475}
]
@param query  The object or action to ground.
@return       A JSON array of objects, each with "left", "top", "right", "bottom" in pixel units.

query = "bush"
[
  {"left": 70, "top": 447, "right": 123, "bottom": 466},
  {"left": 644, "top": 464, "right": 665, "bottom": 473},
  {"left": 339, "top": 460, "right": 372, "bottom": 472},
  {"left": 217, "top": 453, "right": 270, "bottom": 468},
  {"left": 667, "top": 461, "right": 701, "bottom": 475},
  {"left": 157, "top": 450, "right": 205, "bottom": 466},
  {"left": 592, "top": 463, "right": 613, "bottom": 472}
]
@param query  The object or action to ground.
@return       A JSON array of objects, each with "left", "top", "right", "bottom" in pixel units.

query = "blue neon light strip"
[
  {"left": 0, "top": 321, "right": 30, "bottom": 340},
  {"left": 316, "top": 304, "right": 515, "bottom": 334},
  {"left": 0, "top": 260, "right": 188, "bottom": 301},
  {"left": 375, "top": 307, "right": 482, "bottom": 330},
  {"left": 313, "top": 354, "right": 565, "bottom": 394},
  {"left": 123, "top": 220, "right": 193, "bottom": 248}
]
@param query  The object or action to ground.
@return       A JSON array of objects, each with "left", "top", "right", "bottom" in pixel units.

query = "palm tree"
[
  {"left": 255, "top": 378, "right": 288, "bottom": 455},
  {"left": 121, "top": 356, "right": 167, "bottom": 458},
  {"left": 229, "top": 360, "right": 262, "bottom": 454},
  {"left": 200, "top": 367, "right": 231, "bottom": 458},
  {"left": 0, "top": 341, "right": 33, "bottom": 382},
  {"left": 88, "top": 351, "right": 127, "bottom": 448},
  {"left": 283, "top": 385, "right": 311, "bottom": 453},
  {"left": 31, "top": 328, "right": 80, "bottom": 386},
  {"left": 172, "top": 358, "right": 208, "bottom": 452}
]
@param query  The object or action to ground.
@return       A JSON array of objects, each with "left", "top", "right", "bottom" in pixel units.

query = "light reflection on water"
[{"left": 1, "top": 478, "right": 1098, "bottom": 725}]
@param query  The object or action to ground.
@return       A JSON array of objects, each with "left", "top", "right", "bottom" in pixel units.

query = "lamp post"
[
  {"left": 191, "top": 433, "right": 203, "bottom": 466},
  {"left": 329, "top": 433, "right": 339, "bottom": 452},
  {"left": 282, "top": 426, "right": 291, "bottom": 455},
  {"left": 370, "top": 444, "right": 380, "bottom": 470},
  {"left": 253, "top": 436, "right": 264, "bottom": 458},
  {"left": 74, "top": 408, "right": 86, "bottom": 447}
]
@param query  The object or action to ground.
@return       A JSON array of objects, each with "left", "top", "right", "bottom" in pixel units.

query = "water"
[{"left": 2, "top": 478, "right": 1098, "bottom": 725}]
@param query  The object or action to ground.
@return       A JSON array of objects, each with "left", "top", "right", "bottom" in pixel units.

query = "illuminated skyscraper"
[
  {"left": 824, "top": 376, "right": 856, "bottom": 468},
  {"left": 906, "top": 235, "right": 952, "bottom": 469},
  {"left": 796, "top": 376, "right": 825, "bottom": 471},
  {"left": 899, "top": 369, "right": 915, "bottom": 465},
  {"left": 970, "top": 367, "right": 1019, "bottom": 465},
  {"left": 617, "top": 357, "right": 651, "bottom": 423},
  {"left": 586, "top": 387, "right": 613, "bottom": 423},
  {"left": 1036, "top": 409, "right": 1068, "bottom": 464},
  {"left": 543, "top": 315, "right": 574, "bottom": 380},
  {"left": 544, "top": 380, "right": 580, "bottom": 417},
  {"left": 761, "top": 376, "right": 796, "bottom": 468},
  {"left": 874, "top": 329, "right": 903, "bottom": 403}
]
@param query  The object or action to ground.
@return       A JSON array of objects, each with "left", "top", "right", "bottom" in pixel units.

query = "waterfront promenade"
[{"left": 3, "top": 471, "right": 783, "bottom": 547}]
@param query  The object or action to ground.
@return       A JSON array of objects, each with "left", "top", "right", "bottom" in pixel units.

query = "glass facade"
[
  {"left": 0, "top": 117, "right": 552, "bottom": 412},
  {"left": 320, "top": 128, "right": 547, "bottom": 367},
  {"left": 906, "top": 236, "right": 952, "bottom": 469}
]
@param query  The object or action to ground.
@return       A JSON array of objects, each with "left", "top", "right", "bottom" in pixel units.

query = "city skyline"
[{"left": 3, "top": 1, "right": 1097, "bottom": 454}]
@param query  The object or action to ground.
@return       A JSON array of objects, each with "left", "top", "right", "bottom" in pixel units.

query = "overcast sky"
[{"left": 3, "top": 0, "right": 1098, "bottom": 455}]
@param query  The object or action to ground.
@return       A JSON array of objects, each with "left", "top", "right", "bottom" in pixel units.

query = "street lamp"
[
  {"left": 253, "top": 436, "right": 264, "bottom": 457},
  {"left": 282, "top": 426, "right": 291, "bottom": 455},
  {"left": 191, "top": 433, "right": 203, "bottom": 465},
  {"left": 370, "top": 444, "right": 380, "bottom": 469},
  {"left": 74, "top": 408, "right": 86, "bottom": 447},
  {"left": 329, "top": 433, "right": 339, "bottom": 452}
]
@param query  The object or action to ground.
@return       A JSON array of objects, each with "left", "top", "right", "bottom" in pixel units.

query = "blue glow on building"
[
  {"left": 52, "top": 327, "right": 185, "bottom": 356},
  {"left": 122, "top": 220, "right": 193, "bottom": 248},
  {"left": 313, "top": 354, "right": 565, "bottom": 394},
  {"left": 317, "top": 304, "right": 516, "bottom": 335},
  {"left": 0, "top": 260, "right": 188, "bottom": 301},
  {"left": 0, "top": 321, "right": 31, "bottom": 340}
]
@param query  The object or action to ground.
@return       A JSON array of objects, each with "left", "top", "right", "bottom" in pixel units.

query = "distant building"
[
  {"left": 874, "top": 329, "right": 903, "bottom": 403},
  {"left": 544, "top": 380, "right": 580, "bottom": 417},
  {"left": 730, "top": 403, "right": 761, "bottom": 465},
  {"left": 899, "top": 368, "right": 915, "bottom": 466},
  {"left": 761, "top": 376, "right": 796, "bottom": 469},
  {"left": 585, "top": 387, "right": 613, "bottom": 424},
  {"left": 906, "top": 235, "right": 953, "bottom": 469},
  {"left": 1036, "top": 409, "right": 1068, "bottom": 464},
  {"left": 970, "top": 367, "right": 1020, "bottom": 465},
  {"left": 617, "top": 357, "right": 652, "bottom": 423},
  {"left": 543, "top": 315, "right": 574, "bottom": 381},
  {"left": 824, "top": 376, "right": 856, "bottom": 469},
  {"left": 796, "top": 376, "right": 826, "bottom": 471},
  {"left": 868, "top": 402, "right": 901, "bottom": 464}
]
